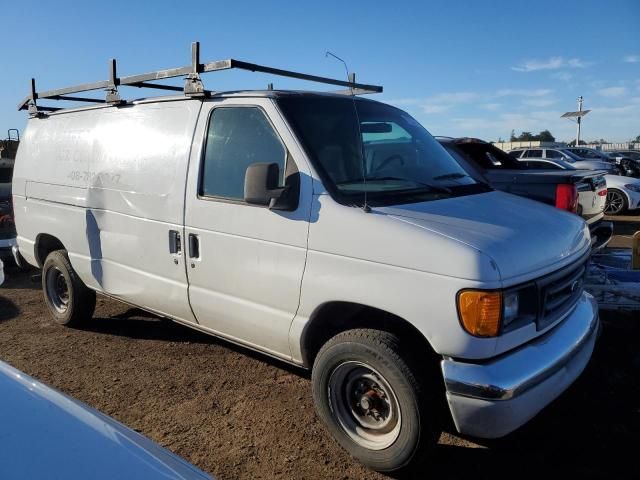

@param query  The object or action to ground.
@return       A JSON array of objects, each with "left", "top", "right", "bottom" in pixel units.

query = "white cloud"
[
  {"left": 522, "top": 98, "right": 556, "bottom": 107},
  {"left": 512, "top": 56, "right": 591, "bottom": 72},
  {"left": 597, "top": 86, "right": 627, "bottom": 97},
  {"left": 422, "top": 104, "right": 451, "bottom": 114},
  {"left": 496, "top": 88, "right": 553, "bottom": 97},
  {"left": 419, "top": 92, "right": 480, "bottom": 115},
  {"left": 417, "top": 90, "right": 554, "bottom": 115},
  {"left": 567, "top": 58, "right": 591, "bottom": 68},
  {"left": 551, "top": 72, "right": 573, "bottom": 82},
  {"left": 383, "top": 98, "right": 423, "bottom": 106},
  {"left": 624, "top": 54, "right": 639, "bottom": 63},
  {"left": 426, "top": 92, "right": 480, "bottom": 103},
  {"left": 512, "top": 57, "right": 564, "bottom": 72}
]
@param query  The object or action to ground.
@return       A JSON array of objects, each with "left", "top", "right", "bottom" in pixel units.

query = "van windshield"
[{"left": 277, "top": 96, "right": 488, "bottom": 206}]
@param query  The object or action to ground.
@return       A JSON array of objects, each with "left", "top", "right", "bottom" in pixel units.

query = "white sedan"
[{"left": 602, "top": 175, "right": 640, "bottom": 215}]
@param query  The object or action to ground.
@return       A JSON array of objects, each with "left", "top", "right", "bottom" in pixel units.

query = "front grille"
[{"left": 537, "top": 257, "right": 588, "bottom": 330}]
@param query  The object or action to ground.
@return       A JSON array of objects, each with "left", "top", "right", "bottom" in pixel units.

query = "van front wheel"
[
  {"left": 42, "top": 250, "right": 96, "bottom": 326},
  {"left": 312, "top": 329, "right": 440, "bottom": 473}
]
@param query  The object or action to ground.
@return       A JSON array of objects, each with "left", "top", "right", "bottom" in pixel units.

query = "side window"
[
  {"left": 526, "top": 160, "right": 561, "bottom": 170},
  {"left": 524, "top": 149, "right": 543, "bottom": 158},
  {"left": 546, "top": 149, "right": 562, "bottom": 159},
  {"left": 201, "top": 107, "right": 286, "bottom": 200}
]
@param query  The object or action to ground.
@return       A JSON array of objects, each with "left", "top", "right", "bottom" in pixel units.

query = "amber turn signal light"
[{"left": 457, "top": 290, "right": 502, "bottom": 337}]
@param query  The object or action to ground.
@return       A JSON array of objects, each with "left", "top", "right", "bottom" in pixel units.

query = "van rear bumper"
[{"left": 441, "top": 292, "right": 599, "bottom": 439}]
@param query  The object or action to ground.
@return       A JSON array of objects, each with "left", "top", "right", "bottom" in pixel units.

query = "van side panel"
[{"left": 13, "top": 100, "right": 202, "bottom": 323}]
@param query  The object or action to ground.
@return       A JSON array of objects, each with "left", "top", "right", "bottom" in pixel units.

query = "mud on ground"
[{"left": 0, "top": 267, "right": 638, "bottom": 479}]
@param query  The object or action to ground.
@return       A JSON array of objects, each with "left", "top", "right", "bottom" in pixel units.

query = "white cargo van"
[{"left": 13, "top": 46, "right": 599, "bottom": 473}]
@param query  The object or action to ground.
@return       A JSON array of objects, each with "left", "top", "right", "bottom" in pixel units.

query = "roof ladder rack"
[{"left": 19, "top": 41, "right": 383, "bottom": 114}]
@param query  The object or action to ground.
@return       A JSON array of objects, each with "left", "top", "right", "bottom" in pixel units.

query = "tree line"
[{"left": 497, "top": 131, "right": 640, "bottom": 145}]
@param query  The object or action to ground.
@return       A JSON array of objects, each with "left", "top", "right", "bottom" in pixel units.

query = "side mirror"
[{"left": 244, "top": 162, "right": 297, "bottom": 211}]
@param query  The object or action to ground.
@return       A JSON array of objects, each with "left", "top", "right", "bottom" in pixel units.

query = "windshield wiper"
[
  {"left": 338, "top": 176, "right": 452, "bottom": 194},
  {"left": 431, "top": 172, "right": 470, "bottom": 181}
]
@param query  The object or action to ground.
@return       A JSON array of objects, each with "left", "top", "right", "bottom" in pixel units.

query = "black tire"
[
  {"left": 42, "top": 250, "right": 96, "bottom": 326},
  {"left": 605, "top": 189, "right": 628, "bottom": 215},
  {"left": 311, "top": 329, "right": 440, "bottom": 473}
]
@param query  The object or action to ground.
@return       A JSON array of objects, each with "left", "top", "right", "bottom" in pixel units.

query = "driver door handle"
[
  {"left": 168, "top": 230, "right": 181, "bottom": 254},
  {"left": 188, "top": 234, "right": 200, "bottom": 260}
]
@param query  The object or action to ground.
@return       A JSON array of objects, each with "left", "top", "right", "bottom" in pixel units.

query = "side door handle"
[
  {"left": 188, "top": 233, "right": 200, "bottom": 260},
  {"left": 169, "top": 230, "right": 181, "bottom": 255}
]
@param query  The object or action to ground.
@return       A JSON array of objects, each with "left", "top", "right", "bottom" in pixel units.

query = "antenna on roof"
[
  {"left": 325, "top": 51, "right": 371, "bottom": 212},
  {"left": 325, "top": 52, "right": 351, "bottom": 92}
]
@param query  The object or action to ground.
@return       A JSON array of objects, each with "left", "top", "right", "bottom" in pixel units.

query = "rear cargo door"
[{"left": 183, "top": 97, "right": 312, "bottom": 359}]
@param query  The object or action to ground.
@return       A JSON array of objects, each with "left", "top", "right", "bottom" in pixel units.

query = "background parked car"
[
  {"left": 438, "top": 137, "right": 610, "bottom": 248},
  {"left": 511, "top": 156, "right": 640, "bottom": 215},
  {"left": 565, "top": 147, "right": 618, "bottom": 163},
  {"left": 508, "top": 147, "right": 622, "bottom": 175},
  {"left": 0, "top": 360, "right": 213, "bottom": 480},
  {"left": 563, "top": 147, "right": 640, "bottom": 176},
  {"left": 600, "top": 174, "right": 640, "bottom": 215},
  {"left": 0, "top": 157, "right": 16, "bottom": 263},
  {"left": 606, "top": 151, "right": 640, "bottom": 177},
  {"left": 611, "top": 150, "right": 640, "bottom": 161}
]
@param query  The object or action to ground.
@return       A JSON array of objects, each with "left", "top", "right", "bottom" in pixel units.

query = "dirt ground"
[{"left": 0, "top": 265, "right": 639, "bottom": 479}]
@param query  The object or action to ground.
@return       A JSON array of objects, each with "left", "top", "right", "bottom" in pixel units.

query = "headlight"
[
  {"left": 503, "top": 292, "right": 520, "bottom": 326},
  {"left": 624, "top": 184, "right": 640, "bottom": 192},
  {"left": 457, "top": 287, "right": 535, "bottom": 337}
]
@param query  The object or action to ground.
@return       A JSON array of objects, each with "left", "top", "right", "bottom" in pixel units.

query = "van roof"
[{"left": 26, "top": 90, "right": 384, "bottom": 118}]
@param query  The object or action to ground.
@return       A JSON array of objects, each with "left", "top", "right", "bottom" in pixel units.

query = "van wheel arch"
[
  {"left": 35, "top": 234, "right": 66, "bottom": 268},
  {"left": 300, "top": 302, "right": 440, "bottom": 372}
]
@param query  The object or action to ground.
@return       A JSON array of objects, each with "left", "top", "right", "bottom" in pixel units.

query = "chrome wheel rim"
[
  {"left": 605, "top": 191, "right": 624, "bottom": 214},
  {"left": 328, "top": 361, "right": 401, "bottom": 450},
  {"left": 45, "top": 267, "right": 70, "bottom": 313}
]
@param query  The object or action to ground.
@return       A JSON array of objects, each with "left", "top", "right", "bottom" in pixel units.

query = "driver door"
[{"left": 183, "top": 98, "right": 313, "bottom": 359}]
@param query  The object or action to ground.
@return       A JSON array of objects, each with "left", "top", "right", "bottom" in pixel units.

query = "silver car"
[
  {"left": 0, "top": 360, "right": 213, "bottom": 479},
  {"left": 509, "top": 147, "right": 620, "bottom": 174}
]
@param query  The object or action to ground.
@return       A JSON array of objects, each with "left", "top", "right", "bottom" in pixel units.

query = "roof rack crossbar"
[
  {"left": 129, "top": 82, "right": 185, "bottom": 92},
  {"left": 19, "top": 41, "right": 383, "bottom": 113},
  {"left": 49, "top": 95, "right": 107, "bottom": 104}
]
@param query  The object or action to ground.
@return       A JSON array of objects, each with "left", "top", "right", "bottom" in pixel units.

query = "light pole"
[
  {"left": 576, "top": 96, "right": 583, "bottom": 145},
  {"left": 561, "top": 97, "right": 590, "bottom": 146}
]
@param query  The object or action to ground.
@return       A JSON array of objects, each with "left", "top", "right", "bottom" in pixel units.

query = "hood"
[
  {"left": 573, "top": 160, "right": 614, "bottom": 171},
  {"left": 604, "top": 174, "right": 640, "bottom": 188},
  {"left": 377, "top": 191, "right": 590, "bottom": 283},
  {"left": 0, "top": 361, "right": 213, "bottom": 480}
]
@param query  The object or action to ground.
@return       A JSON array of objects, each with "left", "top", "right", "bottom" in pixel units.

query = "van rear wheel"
[
  {"left": 42, "top": 250, "right": 96, "bottom": 326},
  {"left": 311, "top": 329, "right": 440, "bottom": 473}
]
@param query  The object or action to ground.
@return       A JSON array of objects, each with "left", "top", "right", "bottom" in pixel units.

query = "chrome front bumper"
[
  {"left": 0, "top": 237, "right": 17, "bottom": 257},
  {"left": 590, "top": 221, "right": 613, "bottom": 252},
  {"left": 441, "top": 292, "right": 599, "bottom": 438}
]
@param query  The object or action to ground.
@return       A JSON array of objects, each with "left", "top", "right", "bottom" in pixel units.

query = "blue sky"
[{"left": 1, "top": 0, "right": 638, "bottom": 143}]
